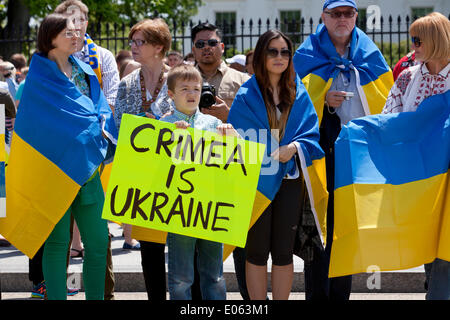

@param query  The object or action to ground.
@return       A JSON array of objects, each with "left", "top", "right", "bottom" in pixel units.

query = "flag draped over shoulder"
[
  {"left": 224, "top": 75, "right": 328, "bottom": 259},
  {"left": 0, "top": 53, "right": 117, "bottom": 258},
  {"left": 330, "top": 91, "right": 450, "bottom": 277},
  {"left": 0, "top": 105, "right": 5, "bottom": 218},
  {"left": 293, "top": 24, "right": 393, "bottom": 123}
]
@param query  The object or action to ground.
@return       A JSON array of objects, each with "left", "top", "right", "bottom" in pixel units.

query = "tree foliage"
[{"left": 0, "top": 0, "right": 204, "bottom": 26}]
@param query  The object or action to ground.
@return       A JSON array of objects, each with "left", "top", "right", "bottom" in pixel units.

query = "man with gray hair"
[
  {"left": 0, "top": 61, "right": 18, "bottom": 98},
  {"left": 293, "top": 0, "right": 393, "bottom": 300},
  {"left": 54, "top": 0, "right": 120, "bottom": 110}
]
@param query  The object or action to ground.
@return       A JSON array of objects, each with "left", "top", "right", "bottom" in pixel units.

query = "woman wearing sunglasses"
[
  {"left": 113, "top": 18, "right": 173, "bottom": 301},
  {"left": 382, "top": 12, "right": 450, "bottom": 300},
  {"left": 3, "top": 13, "right": 117, "bottom": 300},
  {"left": 228, "top": 30, "right": 324, "bottom": 300},
  {"left": 382, "top": 12, "right": 450, "bottom": 115}
]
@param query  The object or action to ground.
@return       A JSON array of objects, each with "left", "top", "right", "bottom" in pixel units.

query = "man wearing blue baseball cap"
[{"left": 294, "top": 0, "right": 393, "bottom": 300}]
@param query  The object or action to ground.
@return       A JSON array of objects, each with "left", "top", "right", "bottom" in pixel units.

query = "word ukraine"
[{"left": 102, "top": 115, "right": 265, "bottom": 247}]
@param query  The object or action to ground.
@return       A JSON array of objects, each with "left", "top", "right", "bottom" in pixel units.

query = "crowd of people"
[{"left": 0, "top": 0, "right": 449, "bottom": 301}]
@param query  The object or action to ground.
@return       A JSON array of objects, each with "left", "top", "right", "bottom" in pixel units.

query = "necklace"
[{"left": 140, "top": 68, "right": 165, "bottom": 113}]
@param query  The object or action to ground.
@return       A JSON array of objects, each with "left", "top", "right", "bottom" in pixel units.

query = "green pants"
[{"left": 43, "top": 173, "right": 108, "bottom": 300}]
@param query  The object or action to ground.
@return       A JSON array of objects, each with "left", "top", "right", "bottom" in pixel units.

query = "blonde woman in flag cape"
[
  {"left": 0, "top": 13, "right": 117, "bottom": 300},
  {"left": 227, "top": 29, "right": 327, "bottom": 300},
  {"left": 381, "top": 12, "right": 450, "bottom": 300},
  {"left": 293, "top": 0, "right": 393, "bottom": 300}
]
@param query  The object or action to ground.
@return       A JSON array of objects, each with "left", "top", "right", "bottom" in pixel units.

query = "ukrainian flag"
[
  {"left": 330, "top": 91, "right": 450, "bottom": 277},
  {"left": 0, "top": 53, "right": 117, "bottom": 258},
  {"left": 224, "top": 75, "right": 328, "bottom": 259},
  {"left": 0, "top": 105, "right": 5, "bottom": 218},
  {"left": 293, "top": 24, "right": 393, "bottom": 122}
]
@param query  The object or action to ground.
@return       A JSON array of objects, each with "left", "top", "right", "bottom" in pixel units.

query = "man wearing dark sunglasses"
[
  {"left": 294, "top": 0, "right": 393, "bottom": 301},
  {"left": 191, "top": 23, "right": 250, "bottom": 123}
]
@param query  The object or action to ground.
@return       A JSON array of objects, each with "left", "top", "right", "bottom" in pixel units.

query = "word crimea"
[{"left": 102, "top": 115, "right": 265, "bottom": 247}]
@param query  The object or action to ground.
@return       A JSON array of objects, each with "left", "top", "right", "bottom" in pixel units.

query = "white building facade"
[
  {"left": 192, "top": 0, "right": 449, "bottom": 26},
  {"left": 185, "top": 0, "right": 449, "bottom": 56}
]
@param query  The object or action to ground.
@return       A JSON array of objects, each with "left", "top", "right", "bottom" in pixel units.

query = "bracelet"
[{"left": 325, "top": 99, "right": 336, "bottom": 114}]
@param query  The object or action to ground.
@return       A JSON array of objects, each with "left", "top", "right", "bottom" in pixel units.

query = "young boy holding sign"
[{"left": 163, "top": 64, "right": 239, "bottom": 300}]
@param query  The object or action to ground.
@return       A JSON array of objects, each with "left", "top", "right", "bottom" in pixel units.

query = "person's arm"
[
  {"left": 201, "top": 95, "right": 229, "bottom": 122},
  {"left": 113, "top": 80, "right": 127, "bottom": 131},
  {"left": 100, "top": 48, "right": 120, "bottom": 111},
  {"left": 382, "top": 68, "right": 412, "bottom": 114},
  {"left": 0, "top": 90, "right": 16, "bottom": 132}
]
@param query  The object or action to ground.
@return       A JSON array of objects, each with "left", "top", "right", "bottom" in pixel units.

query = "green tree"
[{"left": 0, "top": 0, "right": 203, "bottom": 59}]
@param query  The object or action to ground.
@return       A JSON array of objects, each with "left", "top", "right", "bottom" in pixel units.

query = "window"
[
  {"left": 215, "top": 12, "right": 236, "bottom": 48},
  {"left": 280, "top": 10, "right": 302, "bottom": 46},
  {"left": 411, "top": 7, "right": 433, "bottom": 20}
]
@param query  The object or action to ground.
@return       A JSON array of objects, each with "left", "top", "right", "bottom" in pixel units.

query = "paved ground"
[
  {"left": 0, "top": 292, "right": 426, "bottom": 300},
  {"left": 0, "top": 222, "right": 428, "bottom": 299}
]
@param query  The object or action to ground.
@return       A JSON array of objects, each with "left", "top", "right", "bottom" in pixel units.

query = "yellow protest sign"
[{"left": 102, "top": 114, "right": 265, "bottom": 247}]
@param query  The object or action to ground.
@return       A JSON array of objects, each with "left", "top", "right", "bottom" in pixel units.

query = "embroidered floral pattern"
[
  {"left": 383, "top": 62, "right": 450, "bottom": 114},
  {"left": 69, "top": 57, "right": 90, "bottom": 97}
]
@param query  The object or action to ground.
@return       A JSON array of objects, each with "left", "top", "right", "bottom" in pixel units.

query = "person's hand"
[
  {"left": 174, "top": 120, "right": 190, "bottom": 129},
  {"left": 216, "top": 123, "right": 241, "bottom": 138},
  {"left": 5, "top": 117, "right": 14, "bottom": 131},
  {"left": 201, "top": 96, "right": 229, "bottom": 122},
  {"left": 160, "top": 110, "right": 174, "bottom": 119},
  {"left": 144, "top": 112, "right": 156, "bottom": 119},
  {"left": 271, "top": 143, "right": 297, "bottom": 163},
  {"left": 325, "top": 91, "right": 347, "bottom": 108}
]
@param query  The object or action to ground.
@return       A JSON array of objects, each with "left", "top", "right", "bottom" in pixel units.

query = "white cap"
[{"left": 226, "top": 54, "right": 246, "bottom": 67}]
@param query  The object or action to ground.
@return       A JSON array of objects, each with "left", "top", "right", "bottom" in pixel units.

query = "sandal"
[{"left": 70, "top": 248, "right": 84, "bottom": 258}]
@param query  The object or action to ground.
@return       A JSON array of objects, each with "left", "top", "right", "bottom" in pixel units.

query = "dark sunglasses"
[
  {"left": 194, "top": 39, "right": 220, "bottom": 49},
  {"left": 266, "top": 48, "right": 291, "bottom": 59},
  {"left": 324, "top": 10, "right": 356, "bottom": 19},
  {"left": 411, "top": 36, "right": 422, "bottom": 47}
]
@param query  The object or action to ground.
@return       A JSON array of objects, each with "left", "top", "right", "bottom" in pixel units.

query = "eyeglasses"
[
  {"left": 129, "top": 39, "right": 147, "bottom": 47},
  {"left": 65, "top": 30, "right": 81, "bottom": 38},
  {"left": 324, "top": 10, "right": 356, "bottom": 19},
  {"left": 411, "top": 36, "right": 422, "bottom": 47},
  {"left": 266, "top": 48, "right": 291, "bottom": 59},
  {"left": 194, "top": 39, "right": 220, "bottom": 49}
]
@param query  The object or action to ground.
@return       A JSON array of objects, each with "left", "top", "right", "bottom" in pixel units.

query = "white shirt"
[
  {"left": 383, "top": 62, "right": 450, "bottom": 114},
  {"left": 73, "top": 42, "right": 120, "bottom": 107}
]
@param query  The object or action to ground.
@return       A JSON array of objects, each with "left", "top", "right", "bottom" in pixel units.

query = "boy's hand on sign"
[
  {"left": 271, "top": 143, "right": 297, "bottom": 163},
  {"left": 174, "top": 120, "right": 190, "bottom": 129},
  {"left": 201, "top": 96, "right": 229, "bottom": 122},
  {"left": 145, "top": 112, "right": 156, "bottom": 119},
  {"left": 217, "top": 123, "right": 241, "bottom": 138}
]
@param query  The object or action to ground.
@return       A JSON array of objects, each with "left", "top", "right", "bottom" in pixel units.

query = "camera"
[{"left": 199, "top": 82, "right": 216, "bottom": 109}]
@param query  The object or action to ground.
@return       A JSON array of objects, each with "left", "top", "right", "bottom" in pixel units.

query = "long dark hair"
[{"left": 253, "top": 30, "right": 296, "bottom": 140}]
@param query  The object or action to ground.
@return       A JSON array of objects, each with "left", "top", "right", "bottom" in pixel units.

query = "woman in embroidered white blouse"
[{"left": 382, "top": 12, "right": 449, "bottom": 114}]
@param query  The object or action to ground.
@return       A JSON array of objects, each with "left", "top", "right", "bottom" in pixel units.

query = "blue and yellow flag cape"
[
  {"left": 0, "top": 53, "right": 117, "bottom": 258},
  {"left": 330, "top": 91, "right": 450, "bottom": 277},
  {"left": 224, "top": 75, "right": 328, "bottom": 259},
  {"left": 0, "top": 105, "right": 5, "bottom": 218},
  {"left": 293, "top": 24, "right": 394, "bottom": 123}
]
